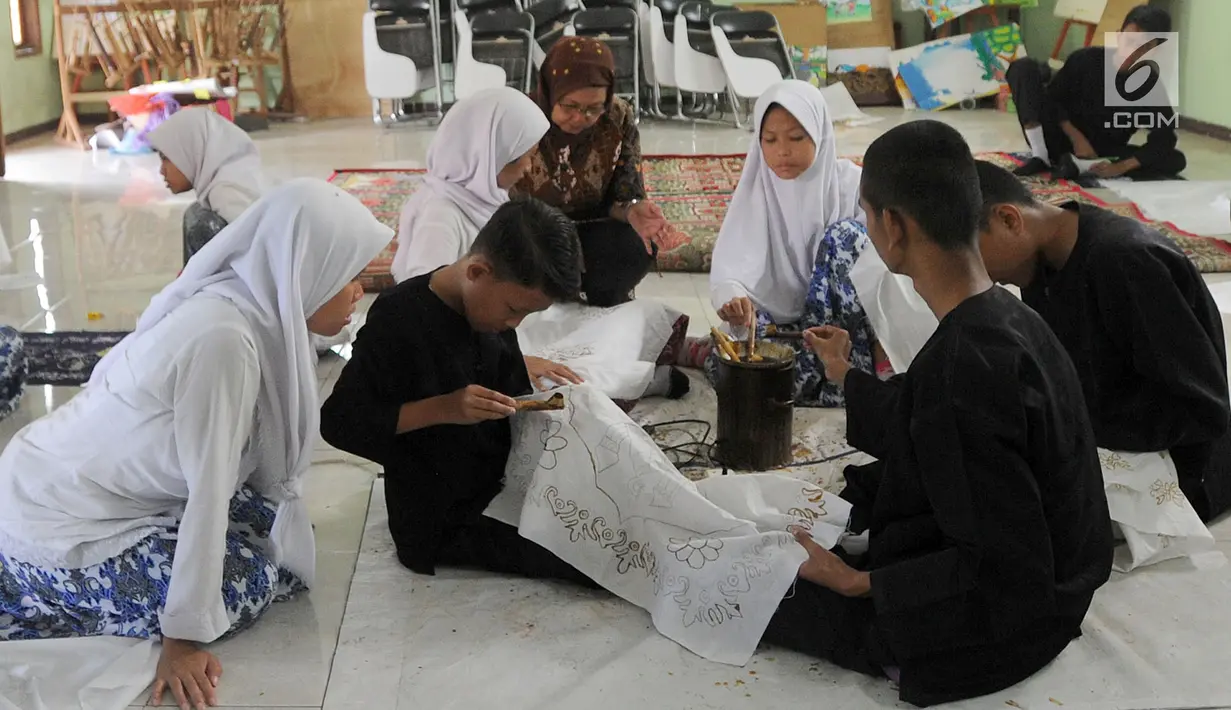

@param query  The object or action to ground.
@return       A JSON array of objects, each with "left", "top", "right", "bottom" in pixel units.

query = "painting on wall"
[
  {"left": 789, "top": 45, "right": 828, "bottom": 87},
  {"left": 916, "top": 0, "right": 1039, "bottom": 28},
  {"left": 894, "top": 23, "right": 1026, "bottom": 110},
  {"left": 826, "top": 0, "right": 873, "bottom": 24}
]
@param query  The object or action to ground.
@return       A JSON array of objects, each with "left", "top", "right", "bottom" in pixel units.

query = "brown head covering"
[
  {"left": 519, "top": 37, "right": 640, "bottom": 219},
  {"left": 531, "top": 36, "right": 616, "bottom": 118}
]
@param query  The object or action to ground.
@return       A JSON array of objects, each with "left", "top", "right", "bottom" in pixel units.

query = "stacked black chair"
[
  {"left": 457, "top": 0, "right": 537, "bottom": 92},
  {"left": 570, "top": 3, "right": 641, "bottom": 116},
  {"left": 710, "top": 9, "right": 791, "bottom": 78},
  {"left": 526, "top": 0, "right": 584, "bottom": 54}
]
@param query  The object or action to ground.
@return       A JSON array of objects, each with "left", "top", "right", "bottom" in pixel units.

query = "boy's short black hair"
[
  {"left": 469, "top": 196, "right": 583, "bottom": 302},
  {"left": 1122, "top": 4, "right": 1171, "bottom": 33},
  {"left": 975, "top": 160, "right": 1037, "bottom": 230},
  {"left": 860, "top": 120, "right": 982, "bottom": 251}
]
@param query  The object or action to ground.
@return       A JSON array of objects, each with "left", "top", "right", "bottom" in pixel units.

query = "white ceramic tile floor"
[{"left": 0, "top": 108, "right": 1227, "bottom": 709}]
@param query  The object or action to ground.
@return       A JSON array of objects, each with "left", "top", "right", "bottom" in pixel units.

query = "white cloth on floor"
[
  {"left": 514, "top": 301, "right": 682, "bottom": 400},
  {"left": 391, "top": 86, "right": 549, "bottom": 284},
  {"left": 147, "top": 108, "right": 267, "bottom": 223},
  {"left": 1100, "top": 180, "right": 1231, "bottom": 237},
  {"left": 848, "top": 249, "right": 937, "bottom": 373},
  {"left": 484, "top": 385, "right": 852, "bottom": 665},
  {"left": 1099, "top": 449, "right": 1215, "bottom": 572},
  {"left": 0, "top": 637, "right": 158, "bottom": 710},
  {"left": 710, "top": 80, "right": 865, "bottom": 323}
]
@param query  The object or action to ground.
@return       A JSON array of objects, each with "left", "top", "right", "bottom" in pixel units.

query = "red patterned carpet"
[{"left": 330, "top": 153, "right": 1231, "bottom": 291}]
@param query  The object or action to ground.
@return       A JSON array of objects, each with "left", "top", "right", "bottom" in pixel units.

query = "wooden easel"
[{"left": 1050, "top": 18, "right": 1097, "bottom": 62}]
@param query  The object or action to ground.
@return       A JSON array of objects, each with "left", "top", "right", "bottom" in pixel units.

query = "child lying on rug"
[
  {"left": 976, "top": 160, "right": 1226, "bottom": 563},
  {"left": 680, "top": 80, "right": 933, "bottom": 407},
  {"left": 321, "top": 197, "right": 598, "bottom": 580},
  {"left": 758, "top": 121, "right": 1112, "bottom": 707},
  {"left": 390, "top": 86, "right": 688, "bottom": 403}
]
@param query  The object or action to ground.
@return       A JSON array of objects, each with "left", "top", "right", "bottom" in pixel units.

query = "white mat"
[
  {"left": 0, "top": 636, "right": 157, "bottom": 710},
  {"left": 327, "top": 479, "right": 1231, "bottom": 710},
  {"left": 1102, "top": 180, "right": 1231, "bottom": 237}
]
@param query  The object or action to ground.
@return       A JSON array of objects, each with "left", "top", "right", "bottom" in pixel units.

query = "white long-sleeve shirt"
[
  {"left": 391, "top": 197, "right": 480, "bottom": 283},
  {"left": 0, "top": 295, "right": 261, "bottom": 643}
]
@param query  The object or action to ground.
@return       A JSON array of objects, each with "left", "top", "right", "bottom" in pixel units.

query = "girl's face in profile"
[
  {"left": 307, "top": 279, "right": 365, "bottom": 336},
  {"left": 496, "top": 146, "right": 538, "bottom": 190},
  {"left": 759, "top": 106, "right": 816, "bottom": 181},
  {"left": 158, "top": 153, "right": 193, "bottom": 194}
]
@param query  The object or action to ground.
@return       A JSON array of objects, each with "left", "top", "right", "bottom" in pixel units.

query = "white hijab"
[
  {"left": 710, "top": 80, "right": 864, "bottom": 323},
  {"left": 89, "top": 178, "right": 392, "bottom": 585},
  {"left": 391, "top": 86, "right": 550, "bottom": 282},
  {"left": 149, "top": 108, "right": 268, "bottom": 223}
]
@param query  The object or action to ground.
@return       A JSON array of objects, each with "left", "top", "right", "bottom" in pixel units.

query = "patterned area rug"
[
  {"left": 330, "top": 152, "right": 1231, "bottom": 290},
  {"left": 20, "top": 331, "right": 128, "bottom": 386}
]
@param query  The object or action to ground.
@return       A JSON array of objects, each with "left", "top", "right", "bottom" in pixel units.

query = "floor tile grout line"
[{"left": 317, "top": 477, "right": 376, "bottom": 710}]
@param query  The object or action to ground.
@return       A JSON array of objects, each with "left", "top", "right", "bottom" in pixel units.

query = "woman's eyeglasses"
[{"left": 558, "top": 102, "right": 606, "bottom": 120}]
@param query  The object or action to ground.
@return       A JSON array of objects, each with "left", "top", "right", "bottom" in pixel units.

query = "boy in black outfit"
[
  {"left": 758, "top": 121, "right": 1112, "bottom": 707},
  {"left": 321, "top": 197, "right": 592, "bottom": 584},
  {"left": 1006, "top": 5, "right": 1185, "bottom": 181},
  {"left": 976, "top": 159, "right": 1231, "bottom": 522}
]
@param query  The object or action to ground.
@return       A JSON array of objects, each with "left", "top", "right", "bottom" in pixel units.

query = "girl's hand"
[
  {"left": 718, "top": 297, "right": 756, "bottom": 330},
  {"left": 525, "top": 356, "right": 584, "bottom": 391},
  {"left": 151, "top": 638, "right": 222, "bottom": 709}
]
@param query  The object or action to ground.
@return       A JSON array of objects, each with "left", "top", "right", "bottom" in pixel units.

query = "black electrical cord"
[{"left": 642, "top": 417, "right": 861, "bottom": 474}]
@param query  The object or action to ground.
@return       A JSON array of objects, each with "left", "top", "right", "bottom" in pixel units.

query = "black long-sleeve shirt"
[
  {"left": 1048, "top": 46, "right": 1179, "bottom": 171},
  {"left": 1024, "top": 203, "right": 1231, "bottom": 520},
  {"left": 840, "top": 287, "right": 1112, "bottom": 707},
  {"left": 320, "top": 273, "right": 532, "bottom": 574}
]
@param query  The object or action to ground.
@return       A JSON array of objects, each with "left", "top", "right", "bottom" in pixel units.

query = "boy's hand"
[
  {"left": 804, "top": 326, "right": 852, "bottom": 386},
  {"left": 440, "top": 385, "right": 517, "bottom": 424}
]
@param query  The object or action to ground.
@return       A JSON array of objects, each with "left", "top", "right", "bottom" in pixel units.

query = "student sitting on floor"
[
  {"left": 758, "top": 121, "right": 1113, "bottom": 707},
  {"left": 320, "top": 197, "right": 594, "bottom": 584},
  {"left": 150, "top": 108, "right": 268, "bottom": 263},
  {"left": 1005, "top": 4, "right": 1184, "bottom": 181},
  {"left": 688, "top": 80, "right": 905, "bottom": 407},
  {"left": 0, "top": 179, "right": 390, "bottom": 709},
  {"left": 390, "top": 86, "right": 688, "bottom": 402},
  {"left": 976, "top": 160, "right": 1231, "bottom": 524}
]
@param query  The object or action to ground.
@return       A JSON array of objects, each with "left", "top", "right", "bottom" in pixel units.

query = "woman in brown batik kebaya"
[{"left": 514, "top": 37, "right": 672, "bottom": 307}]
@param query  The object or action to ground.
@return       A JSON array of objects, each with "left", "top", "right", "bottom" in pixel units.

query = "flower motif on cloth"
[
  {"left": 668, "top": 537, "right": 724, "bottom": 570},
  {"left": 1150, "top": 479, "right": 1185, "bottom": 506}
]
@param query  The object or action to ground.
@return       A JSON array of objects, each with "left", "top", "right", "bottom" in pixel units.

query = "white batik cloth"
[
  {"left": 515, "top": 301, "right": 683, "bottom": 401},
  {"left": 484, "top": 385, "right": 852, "bottom": 665},
  {"left": 1100, "top": 449, "right": 1215, "bottom": 572}
]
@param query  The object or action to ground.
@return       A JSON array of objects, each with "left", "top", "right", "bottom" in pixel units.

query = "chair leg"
[
  {"left": 372, "top": 98, "right": 386, "bottom": 126},
  {"left": 728, "top": 89, "right": 743, "bottom": 129}
]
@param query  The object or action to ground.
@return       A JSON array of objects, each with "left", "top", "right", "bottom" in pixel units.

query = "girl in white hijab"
[
  {"left": 0, "top": 179, "right": 390, "bottom": 709},
  {"left": 701, "top": 80, "right": 915, "bottom": 407},
  {"left": 391, "top": 86, "right": 551, "bottom": 283},
  {"left": 149, "top": 108, "right": 270, "bottom": 262},
  {"left": 393, "top": 86, "right": 690, "bottom": 401}
]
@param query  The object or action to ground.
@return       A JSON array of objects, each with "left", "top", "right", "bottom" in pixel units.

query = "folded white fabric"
[
  {"left": 1100, "top": 449, "right": 1215, "bottom": 572},
  {"left": 486, "top": 385, "right": 851, "bottom": 666},
  {"left": 515, "top": 301, "right": 683, "bottom": 401}
]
